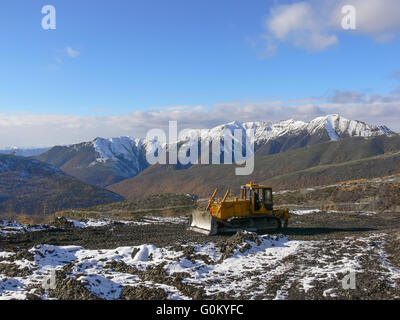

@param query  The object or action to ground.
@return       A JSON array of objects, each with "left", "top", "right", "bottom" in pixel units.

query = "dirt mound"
[
  {"left": 52, "top": 217, "right": 74, "bottom": 229},
  {"left": 216, "top": 231, "right": 287, "bottom": 262},
  {"left": 3, "top": 249, "right": 35, "bottom": 262},
  {"left": 120, "top": 285, "right": 167, "bottom": 300},
  {"left": 217, "top": 231, "right": 262, "bottom": 261},
  {"left": 0, "top": 263, "right": 32, "bottom": 277},
  {"left": 48, "top": 277, "right": 99, "bottom": 300},
  {"left": 170, "top": 245, "right": 214, "bottom": 265},
  {"left": 106, "top": 260, "right": 205, "bottom": 299},
  {"left": 48, "top": 264, "right": 99, "bottom": 300},
  {"left": 14, "top": 249, "right": 35, "bottom": 261}
]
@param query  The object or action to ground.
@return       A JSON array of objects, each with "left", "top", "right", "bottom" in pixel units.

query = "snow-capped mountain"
[
  {"left": 36, "top": 114, "right": 395, "bottom": 187},
  {"left": 92, "top": 137, "right": 148, "bottom": 177},
  {"left": 179, "top": 114, "right": 394, "bottom": 144},
  {"left": 306, "top": 114, "right": 393, "bottom": 140},
  {"left": 37, "top": 138, "right": 149, "bottom": 187}
]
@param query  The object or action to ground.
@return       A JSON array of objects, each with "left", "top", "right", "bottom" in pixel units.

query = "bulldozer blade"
[{"left": 188, "top": 209, "right": 218, "bottom": 236}]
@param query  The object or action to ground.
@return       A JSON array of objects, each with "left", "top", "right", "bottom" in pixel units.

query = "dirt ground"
[
  {"left": 1, "top": 211, "right": 399, "bottom": 250},
  {"left": 1, "top": 211, "right": 400, "bottom": 300}
]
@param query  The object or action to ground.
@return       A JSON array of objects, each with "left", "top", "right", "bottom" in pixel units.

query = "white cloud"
[
  {"left": 329, "top": 89, "right": 400, "bottom": 103},
  {"left": 66, "top": 46, "right": 80, "bottom": 58},
  {"left": 266, "top": 2, "right": 338, "bottom": 51},
  {"left": 261, "top": 0, "right": 400, "bottom": 54},
  {"left": 1, "top": 91, "right": 399, "bottom": 148},
  {"left": 342, "top": 0, "right": 400, "bottom": 41}
]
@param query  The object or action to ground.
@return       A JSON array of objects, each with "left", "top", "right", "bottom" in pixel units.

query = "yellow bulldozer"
[{"left": 189, "top": 182, "right": 290, "bottom": 235}]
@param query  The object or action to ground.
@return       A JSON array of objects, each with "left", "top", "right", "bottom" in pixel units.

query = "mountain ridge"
[
  {"left": 107, "top": 134, "right": 400, "bottom": 199},
  {"left": 35, "top": 114, "right": 395, "bottom": 187}
]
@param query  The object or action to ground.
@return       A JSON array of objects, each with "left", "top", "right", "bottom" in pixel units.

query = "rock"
[
  {"left": 131, "top": 248, "right": 140, "bottom": 259},
  {"left": 25, "top": 293, "right": 42, "bottom": 300},
  {"left": 52, "top": 217, "right": 74, "bottom": 229}
]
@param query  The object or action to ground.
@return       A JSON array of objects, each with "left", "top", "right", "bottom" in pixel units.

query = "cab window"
[{"left": 263, "top": 188, "right": 272, "bottom": 205}]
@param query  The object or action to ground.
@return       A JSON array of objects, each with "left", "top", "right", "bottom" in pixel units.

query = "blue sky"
[{"left": 0, "top": 0, "right": 400, "bottom": 147}]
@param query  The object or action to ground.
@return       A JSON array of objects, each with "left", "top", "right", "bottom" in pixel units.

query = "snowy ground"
[
  {"left": 0, "top": 216, "right": 188, "bottom": 238},
  {"left": 2, "top": 210, "right": 400, "bottom": 300},
  {"left": 290, "top": 209, "right": 377, "bottom": 216},
  {"left": 1, "top": 229, "right": 400, "bottom": 300},
  {"left": 0, "top": 220, "right": 51, "bottom": 237},
  {"left": 66, "top": 216, "right": 188, "bottom": 228}
]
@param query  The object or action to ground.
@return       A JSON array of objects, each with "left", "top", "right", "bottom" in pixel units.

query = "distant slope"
[
  {"left": 108, "top": 134, "right": 400, "bottom": 199},
  {"left": 0, "top": 147, "right": 50, "bottom": 157},
  {"left": 0, "top": 154, "right": 124, "bottom": 216},
  {"left": 266, "top": 150, "right": 400, "bottom": 190},
  {"left": 274, "top": 174, "right": 400, "bottom": 213},
  {"left": 55, "top": 193, "right": 197, "bottom": 220}
]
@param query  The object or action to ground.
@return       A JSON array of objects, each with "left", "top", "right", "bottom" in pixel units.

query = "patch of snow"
[
  {"left": 0, "top": 251, "right": 14, "bottom": 259},
  {"left": 325, "top": 117, "right": 340, "bottom": 140},
  {"left": 0, "top": 220, "right": 49, "bottom": 237},
  {"left": 376, "top": 240, "right": 400, "bottom": 285},
  {"left": 132, "top": 245, "right": 158, "bottom": 262},
  {"left": 358, "top": 211, "right": 377, "bottom": 216},
  {"left": 323, "top": 288, "right": 337, "bottom": 298},
  {"left": 65, "top": 216, "right": 189, "bottom": 229},
  {"left": 141, "top": 216, "right": 188, "bottom": 224},
  {"left": 290, "top": 209, "right": 321, "bottom": 215}
]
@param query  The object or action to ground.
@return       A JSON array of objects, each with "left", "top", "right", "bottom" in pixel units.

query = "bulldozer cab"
[{"left": 241, "top": 183, "right": 273, "bottom": 212}]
